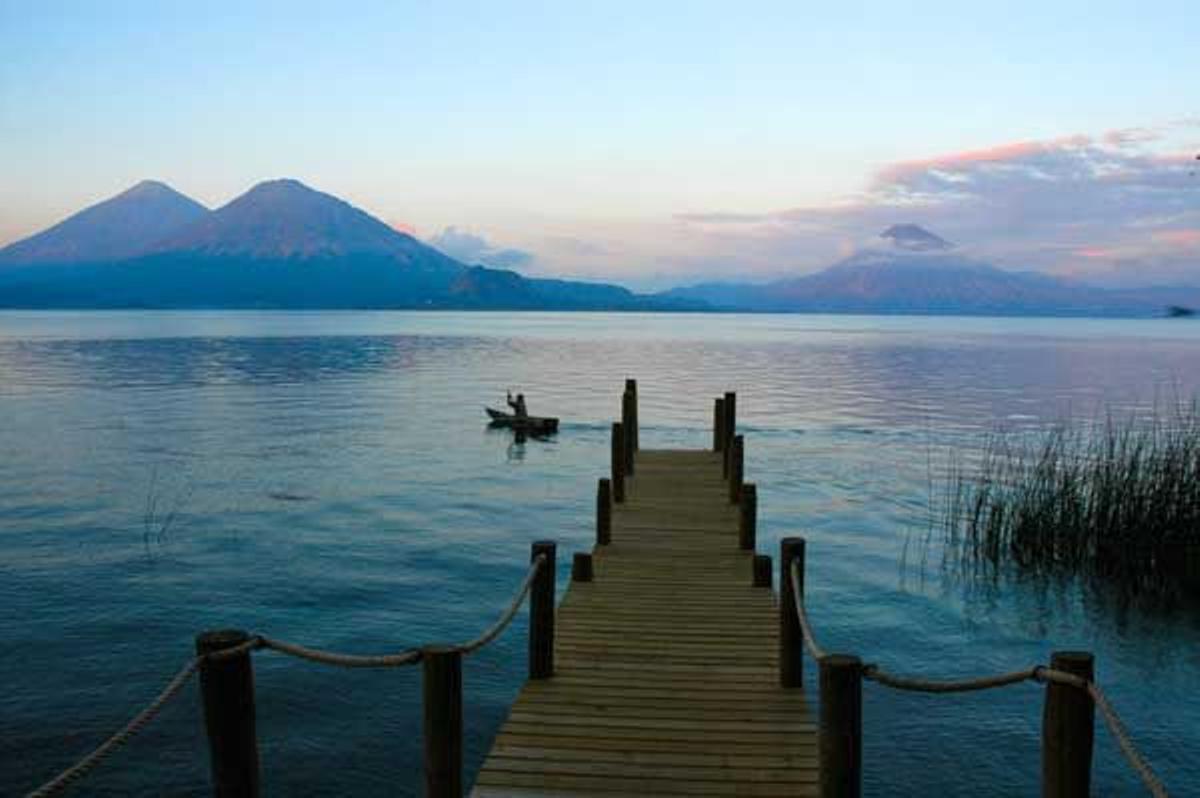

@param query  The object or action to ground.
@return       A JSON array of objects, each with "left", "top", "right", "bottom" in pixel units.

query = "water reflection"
[
  {"left": 0, "top": 334, "right": 497, "bottom": 396},
  {"left": 2, "top": 312, "right": 1199, "bottom": 797}
]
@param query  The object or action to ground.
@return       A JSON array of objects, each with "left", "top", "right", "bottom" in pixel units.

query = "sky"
[{"left": 1, "top": 0, "right": 1198, "bottom": 289}]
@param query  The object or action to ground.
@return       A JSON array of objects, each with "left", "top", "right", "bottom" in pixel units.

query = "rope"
[
  {"left": 455, "top": 554, "right": 545, "bottom": 654},
  {"left": 862, "top": 664, "right": 1038, "bottom": 693},
  {"left": 789, "top": 559, "right": 827, "bottom": 660},
  {"left": 24, "top": 657, "right": 201, "bottom": 798},
  {"left": 258, "top": 637, "right": 423, "bottom": 668},
  {"left": 788, "top": 567, "right": 1168, "bottom": 796},
  {"left": 24, "top": 556, "right": 549, "bottom": 795},
  {"left": 1034, "top": 668, "right": 1170, "bottom": 798},
  {"left": 25, "top": 637, "right": 264, "bottom": 798},
  {"left": 257, "top": 554, "right": 546, "bottom": 665}
]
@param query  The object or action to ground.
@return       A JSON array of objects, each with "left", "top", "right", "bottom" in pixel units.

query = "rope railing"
[
  {"left": 454, "top": 553, "right": 545, "bottom": 655},
  {"left": 26, "top": 658, "right": 201, "bottom": 798},
  {"left": 256, "top": 636, "right": 420, "bottom": 668},
  {"left": 257, "top": 554, "right": 547, "bottom": 667},
  {"left": 24, "top": 551, "right": 551, "bottom": 798},
  {"left": 789, "top": 558, "right": 827, "bottom": 661},
  {"left": 1035, "top": 668, "right": 1171, "bottom": 798},
  {"left": 863, "top": 663, "right": 1038, "bottom": 694},
  {"left": 1085, "top": 681, "right": 1170, "bottom": 798},
  {"left": 786, "top": 554, "right": 1170, "bottom": 797}
]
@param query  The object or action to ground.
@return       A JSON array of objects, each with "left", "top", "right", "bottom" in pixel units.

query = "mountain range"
[
  {"left": 1, "top": 181, "right": 1195, "bottom": 315},
  {"left": 0, "top": 180, "right": 693, "bottom": 311},
  {"left": 665, "top": 233, "right": 1200, "bottom": 317}
]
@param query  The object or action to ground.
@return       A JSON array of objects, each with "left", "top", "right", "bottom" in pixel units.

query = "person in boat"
[{"left": 506, "top": 390, "right": 529, "bottom": 418}]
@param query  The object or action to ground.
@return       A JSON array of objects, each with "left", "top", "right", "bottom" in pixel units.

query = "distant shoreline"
[{"left": 0, "top": 305, "right": 1189, "bottom": 320}]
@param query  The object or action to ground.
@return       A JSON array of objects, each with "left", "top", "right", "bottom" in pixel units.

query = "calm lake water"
[{"left": 2, "top": 311, "right": 1198, "bottom": 796}]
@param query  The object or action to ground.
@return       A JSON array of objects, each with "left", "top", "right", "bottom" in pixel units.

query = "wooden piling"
[
  {"left": 622, "top": 390, "right": 635, "bottom": 476},
  {"left": 610, "top": 422, "right": 625, "bottom": 503},
  {"left": 724, "top": 388, "right": 734, "bottom": 458},
  {"left": 753, "top": 553, "right": 772, "bottom": 588},
  {"left": 571, "top": 552, "right": 593, "bottom": 582},
  {"left": 728, "top": 434, "right": 744, "bottom": 504},
  {"left": 529, "top": 541, "right": 557, "bottom": 679},
  {"left": 714, "top": 398, "right": 726, "bottom": 452},
  {"left": 422, "top": 645, "right": 463, "bottom": 798},
  {"left": 722, "top": 391, "right": 737, "bottom": 476},
  {"left": 625, "top": 378, "right": 639, "bottom": 452},
  {"left": 596, "top": 478, "right": 612, "bottom": 545},
  {"left": 1042, "top": 651, "right": 1095, "bottom": 798},
  {"left": 739, "top": 483, "right": 758, "bottom": 550},
  {"left": 196, "top": 629, "right": 261, "bottom": 798},
  {"left": 819, "top": 654, "right": 863, "bottom": 798},
  {"left": 779, "top": 537, "right": 806, "bottom": 688}
]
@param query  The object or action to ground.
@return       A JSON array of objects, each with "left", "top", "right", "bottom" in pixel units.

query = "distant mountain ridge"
[
  {"left": 662, "top": 227, "right": 1200, "bottom": 317},
  {"left": 0, "top": 181, "right": 208, "bottom": 266},
  {"left": 0, "top": 179, "right": 698, "bottom": 310},
  {"left": 150, "top": 179, "right": 456, "bottom": 264},
  {"left": 3, "top": 194, "right": 1194, "bottom": 315}
]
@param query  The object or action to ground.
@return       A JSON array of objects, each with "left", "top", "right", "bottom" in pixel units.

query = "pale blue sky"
[{"left": 1, "top": 1, "right": 1197, "bottom": 286}]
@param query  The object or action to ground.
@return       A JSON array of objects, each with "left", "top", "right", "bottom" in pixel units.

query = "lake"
[{"left": 2, "top": 311, "right": 1198, "bottom": 796}]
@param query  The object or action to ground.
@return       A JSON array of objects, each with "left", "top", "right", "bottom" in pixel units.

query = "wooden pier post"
[
  {"left": 714, "top": 398, "right": 726, "bottom": 452},
  {"left": 196, "top": 629, "right": 261, "bottom": 798},
  {"left": 422, "top": 646, "right": 463, "bottom": 798},
  {"left": 722, "top": 392, "right": 737, "bottom": 477},
  {"left": 739, "top": 483, "right": 757, "bottom": 550},
  {"left": 572, "top": 552, "right": 594, "bottom": 582},
  {"left": 625, "top": 378, "right": 639, "bottom": 452},
  {"left": 622, "top": 390, "right": 636, "bottom": 476},
  {"left": 1042, "top": 651, "right": 1095, "bottom": 798},
  {"left": 728, "top": 435, "right": 744, "bottom": 504},
  {"left": 819, "top": 654, "right": 863, "bottom": 798},
  {"left": 753, "top": 554, "right": 772, "bottom": 588},
  {"left": 596, "top": 478, "right": 612, "bottom": 545},
  {"left": 611, "top": 422, "right": 626, "bottom": 503},
  {"left": 779, "top": 537, "right": 806, "bottom": 688},
  {"left": 529, "top": 541, "right": 557, "bottom": 679}
]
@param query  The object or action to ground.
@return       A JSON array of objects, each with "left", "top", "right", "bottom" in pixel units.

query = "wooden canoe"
[{"left": 486, "top": 408, "right": 559, "bottom": 435}]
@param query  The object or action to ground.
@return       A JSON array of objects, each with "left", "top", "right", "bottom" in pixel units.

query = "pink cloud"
[
  {"left": 1103, "top": 127, "right": 1161, "bottom": 147},
  {"left": 390, "top": 220, "right": 418, "bottom": 236},
  {"left": 665, "top": 122, "right": 1200, "bottom": 286},
  {"left": 1153, "top": 229, "right": 1200, "bottom": 247},
  {"left": 1074, "top": 247, "right": 1121, "bottom": 259},
  {"left": 876, "top": 135, "right": 1092, "bottom": 183}
]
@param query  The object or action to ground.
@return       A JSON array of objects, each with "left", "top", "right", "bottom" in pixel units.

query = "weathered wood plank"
[{"left": 472, "top": 446, "right": 816, "bottom": 797}]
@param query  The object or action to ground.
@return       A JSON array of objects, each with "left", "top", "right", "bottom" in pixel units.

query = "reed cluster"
[{"left": 940, "top": 403, "right": 1200, "bottom": 606}]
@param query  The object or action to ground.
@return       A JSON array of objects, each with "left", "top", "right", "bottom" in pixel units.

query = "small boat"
[{"left": 486, "top": 407, "right": 559, "bottom": 435}]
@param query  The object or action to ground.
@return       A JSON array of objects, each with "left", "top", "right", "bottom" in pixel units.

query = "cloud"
[
  {"left": 880, "top": 223, "right": 953, "bottom": 252},
  {"left": 669, "top": 120, "right": 1200, "bottom": 286},
  {"left": 874, "top": 135, "right": 1093, "bottom": 186},
  {"left": 1153, "top": 228, "right": 1200, "bottom": 247},
  {"left": 412, "top": 121, "right": 1197, "bottom": 290},
  {"left": 427, "top": 226, "right": 534, "bottom": 270},
  {"left": 1103, "top": 127, "right": 1162, "bottom": 148}
]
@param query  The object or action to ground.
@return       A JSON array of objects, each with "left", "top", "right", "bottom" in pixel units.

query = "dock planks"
[{"left": 473, "top": 449, "right": 818, "bottom": 797}]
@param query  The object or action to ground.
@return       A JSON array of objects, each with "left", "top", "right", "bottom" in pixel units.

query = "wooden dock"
[
  {"left": 473, "top": 448, "right": 819, "bottom": 796},
  {"left": 30, "top": 381, "right": 1139, "bottom": 798}
]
